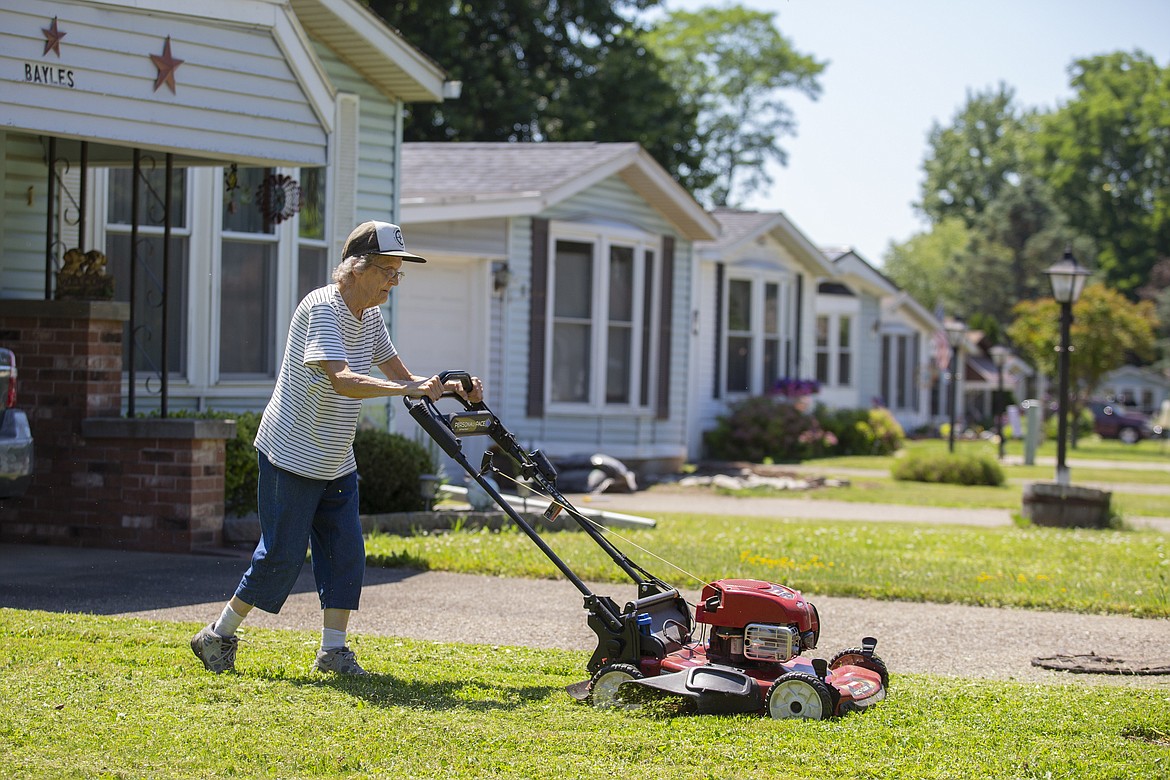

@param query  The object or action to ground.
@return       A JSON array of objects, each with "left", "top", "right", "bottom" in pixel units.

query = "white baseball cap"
[{"left": 342, "top": 220, "right": 426, "bottom": 263}]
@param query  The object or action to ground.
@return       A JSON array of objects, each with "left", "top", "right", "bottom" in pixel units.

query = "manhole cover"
[{"left": 1032, "top": 653, "right": 1170, "bottom": 675}]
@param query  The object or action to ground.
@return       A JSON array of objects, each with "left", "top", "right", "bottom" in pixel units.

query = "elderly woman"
[{"left": 191, "top": 221, "right": 483, "bottom": 675}]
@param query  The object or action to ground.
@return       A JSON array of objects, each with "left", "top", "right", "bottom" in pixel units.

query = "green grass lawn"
[
  {"left": 365, "top": 514, "right": 1170, "bottom": 618},
  {"left": 708, "top": 437, "right": 1169, "bottom": 517},
  {"left": 714, "top": 476, "right": 1170, "bottom": 518},
  {"left": 802, "top": 436, "right": 1170, "bottom": 474},
  {"left": 3, "top": 610, "right": 1167, "bottom": 780},
  {"left": 5, "top": 438, "right": 1167, "bottom": 777}
]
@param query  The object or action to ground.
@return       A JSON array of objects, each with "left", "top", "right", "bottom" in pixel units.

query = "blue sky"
[{"left": 658, "top": 0, "right": 1170, "bottom": 264}]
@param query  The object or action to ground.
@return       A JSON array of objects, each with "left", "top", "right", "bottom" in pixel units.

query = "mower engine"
[{"left": 695, "top": 579, "right": 819, "bottom": 667}]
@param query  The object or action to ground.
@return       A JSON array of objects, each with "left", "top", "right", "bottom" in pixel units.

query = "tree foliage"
[
  {"left": 882, "top": 217, "right": 971, "bottom": 317},
  {"left": 958, "top": 176, "right": 1094, "bottom": 323},
  {"left": 1007, "top": 284, "right": 1158, "bottom": 425},
  {"left": 1034, "top": 51, "right": 1170, "bottom": 295},
  {"left": 365, "top": 1, "right": 706, "bottom": 187},
  {"left": 918, "top": 84, "right": 1031, "bottom": 227},
  {"left": 641, "top": 4, "right": 826, "bottom": 207}
]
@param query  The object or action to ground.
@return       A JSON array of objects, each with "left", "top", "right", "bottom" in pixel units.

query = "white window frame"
[
  {"left": 722, "top": 268, "right": 792, "bottom": 398},
  {"left": 545, "top": 222, "right": 660, "bottom": 414},
  {"left": 814, "top": 305, "right": 857, "bottom": 389}
]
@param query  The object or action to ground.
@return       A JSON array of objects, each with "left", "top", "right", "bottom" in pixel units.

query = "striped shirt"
[{"left": 254, "top": 285, "right": 396, "bottom": 480}]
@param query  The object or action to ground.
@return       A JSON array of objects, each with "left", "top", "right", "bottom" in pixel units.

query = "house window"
[
  {"left": 763, "top": 283, "right": 781, "bottom": 390},
  {"left": 726, "top": 279, "right": 752, "bottom": 393},
  {"left": 880, "top": 332, "right": 920, "bottom": 410},
  {"left": 105, "top": 167, "right": 190, "bottom": 377},
  {"left": 721, "top": 276, "right": 789, "bottom": 396},
  {"left": 816, "top": 313, "right": 854, "bottom": 388},
  {"left": 815, "top": 315, "right": 830, "bottom": 385},
  {"left": 296, "top": 166, "right": 329, "bottom": 302},
  {"left": 838, "top": 315, "right": 852, "bottom": 386},
  {"left": 220, "top": 167, "right": 277, "bottom": 377},
  {"left": 548, "top": 231, "right": 655, "bottom": 410}
]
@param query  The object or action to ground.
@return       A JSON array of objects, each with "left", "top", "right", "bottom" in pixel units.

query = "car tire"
[{"left": 1118, "top": 426, "right": 1140, "bottom": 445}]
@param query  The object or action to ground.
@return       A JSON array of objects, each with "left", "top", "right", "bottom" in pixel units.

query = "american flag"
[{"left": 933, "top": 329, "right": 951, "bottom": 371}]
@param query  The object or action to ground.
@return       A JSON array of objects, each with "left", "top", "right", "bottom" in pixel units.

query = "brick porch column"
[{"left": 0, "top": 300, "right": 235, "bottom": 552}]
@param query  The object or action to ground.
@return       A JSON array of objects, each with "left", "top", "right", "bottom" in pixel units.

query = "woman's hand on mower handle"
[
  {"left": 408, "top": 375, "right": 444, "bottom": 402},
  {"left": 446, "top": 375, "right": 484, "bottom": 404}
]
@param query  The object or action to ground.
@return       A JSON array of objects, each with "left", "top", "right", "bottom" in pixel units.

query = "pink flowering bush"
[{"left": 704, "top": 397, "right": 905, "bottom": 463}]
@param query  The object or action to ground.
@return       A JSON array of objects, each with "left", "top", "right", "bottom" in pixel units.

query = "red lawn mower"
[{"left": 405, "top": 372, "right": 888, "bottom": 719}]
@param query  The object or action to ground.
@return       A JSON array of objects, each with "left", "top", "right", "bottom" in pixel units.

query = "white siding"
[
  {"left": 313, "top": 45, "right": 400, "bottom": 222},
  {"left": 0, "top": 133, "right": 50, "bottom": 298},
  {"left": 1, "top": 1, "right": 327, "bottom": 166}
]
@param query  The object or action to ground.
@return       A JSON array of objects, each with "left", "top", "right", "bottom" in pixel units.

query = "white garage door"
[{"left": 392, "top": 255, "right": 490, "bottom": 380}]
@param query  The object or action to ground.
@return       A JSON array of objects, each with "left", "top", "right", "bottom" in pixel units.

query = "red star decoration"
[
  {"left": 42, "top": 17, "right": 66, "bottom": 57},
  {"left": 150, "top": 36, "right": 184, "bottom": 94}
]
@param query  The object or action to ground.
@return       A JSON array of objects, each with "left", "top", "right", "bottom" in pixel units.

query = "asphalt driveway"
[{"left": 3, "top": 541, "right": 1168, "bottom": 688}]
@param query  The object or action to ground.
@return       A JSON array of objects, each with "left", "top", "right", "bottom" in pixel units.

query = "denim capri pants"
[{"left": 234, "top": 453, "right": 365, "bottom": 613}]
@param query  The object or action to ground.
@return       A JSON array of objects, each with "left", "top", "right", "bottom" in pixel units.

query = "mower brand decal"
[{"left": 451, "top": 415, "right": 493, "bottom": 433}]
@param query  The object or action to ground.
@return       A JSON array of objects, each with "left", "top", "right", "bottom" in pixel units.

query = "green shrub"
[
  {"left": 703, "top": 396, "right": 819, "bottom": 462},
  {"left": 353, "top": 428, "right": 437, "bottom": 514},
  {"left": 891, "top": 451, "right": 1005, "bottom": 486},
  {"left": 815, "top": 406, "right": 905, "bottom": 456}
]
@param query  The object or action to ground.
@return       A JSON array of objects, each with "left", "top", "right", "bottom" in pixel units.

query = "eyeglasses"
[{"left": 371, "top": 264, "right": 405, "bottom": 282}]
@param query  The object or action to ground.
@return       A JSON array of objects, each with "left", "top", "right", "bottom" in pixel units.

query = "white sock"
[
  {"left": 321, "top": 628, "right": 347, "bottom": 651},
  {"left": 212, "top": 603, "right": 246, "bottom": 637}
]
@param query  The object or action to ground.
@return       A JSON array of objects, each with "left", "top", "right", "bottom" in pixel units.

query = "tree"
[
  {"left": 642, "top": 4, "right": 825, "bottom": 207},
  {"left": 957, "top": 175, "right": 1095, "bottom": 324},
  {"left": 365, "top": 1, "right": 706, "bottom": 185},
  {"left": 917, "top": 84, "right": 1032, "bottom": 227},
  {"left": 881, "top": 217, "right": 971, "bottom": 318},
  {"left": 1034, "top": 51, "right": 1170, "bottom": 295},
  {"left": 1007, "top": 283, "right": 1158, "bottom": 444}
]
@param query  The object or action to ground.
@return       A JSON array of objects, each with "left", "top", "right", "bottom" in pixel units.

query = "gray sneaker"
[
  {"left": 190, "top": 623, "right": 238, "bottom": 673},
  {"left": 314, "top": 646, "right": 369, "bottom": 676}
]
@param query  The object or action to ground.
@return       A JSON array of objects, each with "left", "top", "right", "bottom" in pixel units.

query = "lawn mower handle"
[{"left": 436, "top": 370, "right": 480, "bottom": 406}]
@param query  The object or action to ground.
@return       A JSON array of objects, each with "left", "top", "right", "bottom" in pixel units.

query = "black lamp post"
[
  {"left": 945, "top": 318, "right": 966, "bottom": 453},
  {"left": 990, "top": 345, "right": 1009, "bottom": 461},
  {"left": 1044, "top": 248, "right": 1090, "bottom": 486}
]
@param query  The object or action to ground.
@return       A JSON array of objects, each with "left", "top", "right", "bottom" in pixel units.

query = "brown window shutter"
[
  {"left": 527, "top": 218, "right": 549, "bottom": 418},
  {"left": 656, "top": 236, "right": 675, "bottom": 419}
]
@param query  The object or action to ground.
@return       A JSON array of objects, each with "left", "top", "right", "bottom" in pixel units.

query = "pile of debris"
[{"left": 665, "top": 462, "right": 850, "bottom": 492}]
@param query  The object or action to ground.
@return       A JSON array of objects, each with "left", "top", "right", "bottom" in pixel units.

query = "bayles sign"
[{"left": 24, "top": 63, "right": 75, "bottom": 88}]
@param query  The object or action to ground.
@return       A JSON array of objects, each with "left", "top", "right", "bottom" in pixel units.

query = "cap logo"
[{"left": 394, "top": 228, "right": 405, "bottom": 250}]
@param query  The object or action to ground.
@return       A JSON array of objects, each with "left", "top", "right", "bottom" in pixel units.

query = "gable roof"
[
  {"left": 399, "top": 142, "right": 719, "bottom": 241},
  {"left": 821, "top": 247, "right": 900, "bottom": 298},
  {"left": 289, "top": 0, "right": 447, "bottom": 103},
  {"left": 696, "top": 209, "right": 836, "bottom": 276}
]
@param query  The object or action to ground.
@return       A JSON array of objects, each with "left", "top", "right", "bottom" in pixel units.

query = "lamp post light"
[
  {"left": 944, "top": 318, "right": 967, "bottom": 453},
  {"left": 990, "top": 345, "right": 1010, "bottom": 461},
  {"left": 1044, "top": 248, "right": 1090, "bottom": 487}
]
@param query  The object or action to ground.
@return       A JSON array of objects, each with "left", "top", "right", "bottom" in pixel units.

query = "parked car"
[
  {"left": 0, "top": 346, "right": 34, "bottom": 498},
  {"left": 1087, "top": 400, "right": 1164, "bottom": 444}
]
